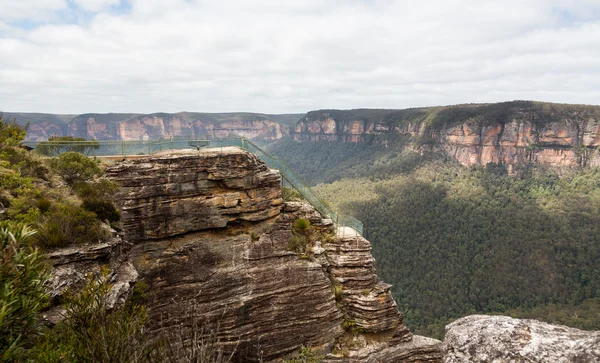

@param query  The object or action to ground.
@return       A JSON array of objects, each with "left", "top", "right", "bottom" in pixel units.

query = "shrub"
[
  {"left": 0, "top": 224, "right": 49, "bottom": 361},
  {"left": 82, "top": 199, "right": 121, "bottom": 223},
  {"left": 35, "top": 202, "right": 109, "bottom": 248},
  {"left": 30, "top": 268, "right": 153, "bottom": 362},
  {"left": 282, "top": 187, "right": 302, "bottom": 202},
  {"left": 282, "top": 345, "right": 324, "bottom": 363},
  {"left": 37, "top": 136, "right": 100, "bottom": 156},
  {"left": 0, "top": 116, "right": 26, "bottom": 147},
  {"left": 288, "top": 234, "right": 308, "bottom": 254},
  {"left": 73, "top": 179, "right": 119, "bottom": 200},
  {"left": 293, "top": 218, "right": 311, "bottom": 232},
  {"left": 333, "top": 284, "right": 344, "bottom": 302},
  {"left": 48, "top": 152, "right": 102, "bottom": 186}
]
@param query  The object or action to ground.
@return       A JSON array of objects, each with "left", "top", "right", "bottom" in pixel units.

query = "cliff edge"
[
  {"left": 104, "top": 147, "right": 442, "bottom": 362},
  {"left": 292, "top": 101, "right": 600, "bottom": 169}
]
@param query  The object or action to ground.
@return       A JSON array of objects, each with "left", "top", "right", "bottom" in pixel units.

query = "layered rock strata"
[
  {"left": 104, "top": 148, "right": 442, "bottom": 362},
  {"left": 18, "top": 112, "right": 286, "bottom": 141},
  {"left": 44, "top": 228, "right": 136, "bottom": 324},
  {"left": 105, "top": 147, "right": 283, "bottom": 242},
  {"left": 292, "top": 103, "right": 600, "bottom": 168},
  {"left": 443, "top": 315, "right": 600, "bottom": 363}
]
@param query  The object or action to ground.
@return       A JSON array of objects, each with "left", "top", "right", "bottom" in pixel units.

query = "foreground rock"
[
  {"left": 443, "top": 315, "right": 600, "bottom": 363},
  {"left": 44, "top": 228, "right": 136, "bottom": 324},
  {"left": 105, "top": 148, "right": 442, "bottom": 362}
]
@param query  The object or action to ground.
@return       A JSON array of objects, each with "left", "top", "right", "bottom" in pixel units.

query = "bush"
[
  {"left": 82, "top": 199, "right": 121, "bottom": 224},
  {"left": 282, "top": 187, "right": 302, "bottom": 202},
  {"left": 35, "top": 202, "right": 109, "bottom": 248},
  {"left": 48, "top": 152, "right": 102, "bottom": 186},
  {"left": 73, "top": 179, "right": 119, "bottom": 200},
  {"left": 30, "top": 269, "right": 153, "bottom": 362},
  {"left": 283, "top": 345, "right": 324, "bottom": 363},
  {"left": 0, "top": 224, "right": 49, "bottom": 361},
  {"left": 0, "top": 116, "right": 26, "bottom": 147},
  {"left": 288, "top": 234, "right": 308, "bottom": 254},
  {"left": 37, "top": 136, "right": 100, "bottom": 156},
  {"left": 293, "top": 218, "right": 311, "bottom": 232}
]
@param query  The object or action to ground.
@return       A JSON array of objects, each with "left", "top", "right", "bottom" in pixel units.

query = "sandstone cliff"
[
  {"left": 443, "top": 315, "right": 600, "bottom": 362},
  {"left": 292, "top": 101, "right": 600, "bottom": 168},
  {"left": 7, "top": 112, "right": 291, "bottom": 141},
  {"left": 103, "top": 147, "right": 442, "bottom": 362}
]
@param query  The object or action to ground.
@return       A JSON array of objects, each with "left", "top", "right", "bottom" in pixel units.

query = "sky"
[{"left": 1, "top": 0, "right": 600, "bottom": 114}]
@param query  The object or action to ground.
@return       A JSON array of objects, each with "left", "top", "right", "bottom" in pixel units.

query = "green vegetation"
[
  {"left": 267, "top": 136, "right": 426, "bottom": 185},
  {"left": 268, "top": 137, "right": 600, "bottom": 339},
  {"left": 30, "top": 269, "right": 153, "bottom": 362},
  {"left": 0, "top": 224, "right": 48, "bottom": 361},
  {"left": 282, "top": 346, "right": 323, "bottom": 363},
  {"left": 48, "top": 152, "right": 103, "bottom": 186},
  {"left": 282, "top": 186, "right": 303, "bottom": 201},
  {"left": 300, "top": 101, "right": 600, "bottom": 133},
  {"left": 37, "top": 136, "right": 100, "bottom": 156},
  {"left": 0, "top": 116, "right": 116, "bottom": 248}
]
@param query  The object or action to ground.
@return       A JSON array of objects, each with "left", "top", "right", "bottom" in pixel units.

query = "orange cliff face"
[{"left": 292, "top": 108, "right": 600, "bottom": 169}]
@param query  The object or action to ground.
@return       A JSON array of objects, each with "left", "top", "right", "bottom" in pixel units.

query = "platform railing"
[{"left": 22, "top": 136, "right": 363, "bottom": 235}]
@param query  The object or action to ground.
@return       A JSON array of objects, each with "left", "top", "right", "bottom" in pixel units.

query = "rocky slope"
[
  {"left": 443, "top": 315, "right": 600, "bottom": 362},
  {"left": 103, "top": 147, "right": 442, "bottom": 362},
  {"left": 6, "top": 112, "right": 293, "bottom": 141},
  {"left": 292, "top": 101, "right": 600, "bottom": 169}
]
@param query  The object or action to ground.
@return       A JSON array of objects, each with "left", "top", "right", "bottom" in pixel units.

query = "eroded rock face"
[
  {"left": 104, "top": 148, "right": 442, "bottom": 362},
  {"left": 22, "top": 113, "right": 285, "bottom": 141},
  {"left": 44, "top": 228, "right": 137, "bottom": 325},
  {"left": 443, "top": 315, "right": 600, "bottom": 363},
  {"left": 105, "top": 147, "right": 283, "bottom": 242},
  {"left": 292, "top": 105, "right": 600, "bottom": 169}
]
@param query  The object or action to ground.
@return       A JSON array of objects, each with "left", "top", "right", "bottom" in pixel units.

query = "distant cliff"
[
  {"left": 292, "top": 101, "right": 600, "bottom": 168},
  {"left": 5, "top": 112, "right": 301, "bottom": 141}
]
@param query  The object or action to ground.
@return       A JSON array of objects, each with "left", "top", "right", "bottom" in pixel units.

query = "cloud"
[
  {"left": 71, "top": 0, "right": 121, "bottom": 12},
  {"left": 1, "top": 0, "right": 600, "bottom": 113}
]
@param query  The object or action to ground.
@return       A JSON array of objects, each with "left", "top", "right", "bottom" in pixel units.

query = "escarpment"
[
  {"left": 104, "top": 147, "right": 442, "bottom": 362},
  {"left": 292, "top": 101, "right": 600, "bottom": 169},
  {"left": 14, "top": 112, "right": 287, "bottom": 141}
]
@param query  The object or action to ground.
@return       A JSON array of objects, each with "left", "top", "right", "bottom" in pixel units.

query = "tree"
[
  {"left": 37, "top": 136, "right": 100, "bottom": 156},
  {"left": 0, "top": 115, "right": 27, "bottom": 147},
  {"left": 48, "top": 152, "right": 102, "bottom": 186}
]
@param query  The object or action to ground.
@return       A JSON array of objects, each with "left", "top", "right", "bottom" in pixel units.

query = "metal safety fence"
[{"left": 22, "top": 136, "right": 363, "bottom": 235}]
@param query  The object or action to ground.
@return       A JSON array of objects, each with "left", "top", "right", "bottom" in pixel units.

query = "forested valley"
[{"left": 267, "top": 137, "right": 600, "bottom": 339}]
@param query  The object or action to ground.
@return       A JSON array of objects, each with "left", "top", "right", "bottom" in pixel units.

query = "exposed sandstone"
[
  {"left": 443, "top": 315, "right": 600, "bottom": 363},
  {"left": 102, "top": 148, "right": 442, "bottom": 362},
  {"left": 22, "top": 113, "right": 286, "bottom": 141},
  {"left": 43, "top": 228, "right": 136, "bottom": 325},
  {"left": 105, "top": 147, "right": 283, "bottom": 242},
  {"left": 292, "top": 104, "right": 600, "bottom": 169}
]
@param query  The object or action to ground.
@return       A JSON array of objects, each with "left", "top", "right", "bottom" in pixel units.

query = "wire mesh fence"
[{"left": 22, "top": 136, "right": 363, "bottom": 235}]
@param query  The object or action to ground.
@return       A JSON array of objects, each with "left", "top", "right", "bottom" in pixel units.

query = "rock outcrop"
[
  {"left": 44, "top": 228, "right": 137, "bottom": 325},
  {"left": 104, "top": 147, "right": 443, "bottom": 362},
  {"left": 443, "top": 315, "right": 600, "bottom": 363},
  {"left": 292, "top": 102, "right": 600, "bottom": 169},
  {"left": 105, "top": 147, "right": 283, "bottom": 242}
]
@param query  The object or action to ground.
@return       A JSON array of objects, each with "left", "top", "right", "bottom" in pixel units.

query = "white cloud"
[
  {"left": 71, "top": 0, "right": 120, "bottom": 12},
  {"left": 0, "top": 0, "right": 65, "bottom": 21},
  {"left": 1, "top": 0, "right": 600, "bottom": 113}
]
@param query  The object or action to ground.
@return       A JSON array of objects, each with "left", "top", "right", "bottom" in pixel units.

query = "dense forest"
[{"left": 267, "top": 137, "right": 600, "bottom": 338}]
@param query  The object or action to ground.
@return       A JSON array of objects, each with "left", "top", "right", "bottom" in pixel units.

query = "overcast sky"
[{"left": 1, "top": 0, "right": 600, "bottom": 114}]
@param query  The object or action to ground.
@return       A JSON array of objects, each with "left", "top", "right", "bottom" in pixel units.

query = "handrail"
[{"left": 22, "top": 136, "right": 363, "bottom": 235}]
